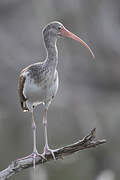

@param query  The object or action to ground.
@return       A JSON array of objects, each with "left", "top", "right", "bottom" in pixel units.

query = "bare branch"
[{"left": 0, "top": 128, "right": 106, "bottom": 180}]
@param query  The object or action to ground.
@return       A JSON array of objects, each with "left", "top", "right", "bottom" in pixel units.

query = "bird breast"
[{"left": 23, "top": 69, "right": 59, "bottom": 105}]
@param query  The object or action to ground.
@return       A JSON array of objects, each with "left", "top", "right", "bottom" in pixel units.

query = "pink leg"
[
  {"left": 31, "top": 111, "right": 38, "bottom": 168},
  {"left": 42, "top": 109, "right": 56, "bottom": 160},
  {"left": 17, "top": 111, "right": 46, "bottom": 168},
  {"left": 31, "top": 111, "right": 47, "bottom": 167}
]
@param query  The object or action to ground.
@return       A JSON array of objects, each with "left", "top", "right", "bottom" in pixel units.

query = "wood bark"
[{"left": 0, "top": 128, "right": 106, "bottom": 180}]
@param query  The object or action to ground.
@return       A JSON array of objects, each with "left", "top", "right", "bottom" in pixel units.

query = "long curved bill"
[{"left": 61, "top": 27, "right": 95, "bottom": 59}]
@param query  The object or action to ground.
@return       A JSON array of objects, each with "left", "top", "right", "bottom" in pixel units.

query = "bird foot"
[
  {"left": 32, "top": 151, "right": 47, "bottom": 168},
  {"left": 42, "top": 147, "right": 56, "bottom": 160},
  {"left": 17, "top": 151, "right": 46, "bottom": 168}
]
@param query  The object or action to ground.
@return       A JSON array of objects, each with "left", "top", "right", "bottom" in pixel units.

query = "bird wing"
[
  {"left": 18, "top": 62, "right": 49, "bottom": 112},
  {"left": 18, "top": 69, "right": 29, "bottom": 112},
  {"left": 27, "top": 62, "right": 49, "bottom": 84}
]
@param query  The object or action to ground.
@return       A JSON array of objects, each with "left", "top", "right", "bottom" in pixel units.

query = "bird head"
[{"left": 43, "top": 21, "right": 94, "bottom": 58}]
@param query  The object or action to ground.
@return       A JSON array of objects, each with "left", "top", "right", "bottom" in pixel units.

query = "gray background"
[{"left": 0, "top": 0, "right": 119, "bottom": 180}]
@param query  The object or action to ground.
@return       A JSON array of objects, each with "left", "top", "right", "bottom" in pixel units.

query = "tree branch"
[{"left": 0, "top": 128, "right": 106, "bottom": 180}]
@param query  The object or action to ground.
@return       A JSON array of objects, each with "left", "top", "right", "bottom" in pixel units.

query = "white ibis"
[{"left": 18, "top": 21, "right": 94, "bottom": 168}]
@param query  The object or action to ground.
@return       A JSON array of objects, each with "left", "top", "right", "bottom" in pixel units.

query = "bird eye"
[{"left": 58, "top": 26, "right": 62, "bottom": 30}]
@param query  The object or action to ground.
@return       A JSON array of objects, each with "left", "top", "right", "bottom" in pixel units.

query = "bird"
[{"left": 18, "top": 21, "right": 94, "bottom": 168}]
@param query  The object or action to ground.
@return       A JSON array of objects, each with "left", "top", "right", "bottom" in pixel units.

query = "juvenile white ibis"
[{"left": 18, "top": 21, "right": 94, "bottom": 168}]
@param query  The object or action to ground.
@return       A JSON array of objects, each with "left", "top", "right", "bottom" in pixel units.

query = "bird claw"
[
  {"left": 17, "top": 151, "right": 47, "bottom": 168},
  {"left": 38, "top": 153, "right": 47, "bottom": 163},
  {"left": 42, "top": 147, "right": 56, "bottom": 160},
  {"left": 32, "top": 152, "right": 47, "bottom": 167}
]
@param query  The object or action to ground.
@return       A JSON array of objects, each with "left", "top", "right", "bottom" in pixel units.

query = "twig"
[{"left": 0, "top": 128, "right": 106, "bottom": 180}]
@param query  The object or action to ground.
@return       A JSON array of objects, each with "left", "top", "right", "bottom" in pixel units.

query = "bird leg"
[
  {"left": 32, "top": 111, "right": 39, "bottom": 168},
  {"left": 31, "top": 111, "right": 47, "bottom": 168},
  {"left": 32, "top": 111, "right": 39, "bottom": 154},
  {"left": 42, "top": 109, "right": 56, "bottom": 160},
  {"left": 16, "top": 111, "right": 46, "bottom": 167}
]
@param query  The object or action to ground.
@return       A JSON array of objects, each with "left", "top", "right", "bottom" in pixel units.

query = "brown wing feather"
[{"left": 18, "top": 70, "right": 29, "bottom": 112}]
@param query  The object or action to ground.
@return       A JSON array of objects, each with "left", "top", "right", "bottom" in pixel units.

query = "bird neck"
[{"left": 44, "top": 35, "right": 58, "bottom": 67}]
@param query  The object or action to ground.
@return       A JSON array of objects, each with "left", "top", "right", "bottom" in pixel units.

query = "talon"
[
  {"left": 17, "top": 152, "right": 47, "bottom": 168},
  {"left": 38, "top": 154, "right": 47, "bottom": 163},
  {"left": 33, "top": 152, "right": 47, "bottom": 166},
  {"left": 51, "top": 150, "right": 56, "bottom": 160},
  {"left": 43, "top": 147, "right": 56, "bottom": 160}
]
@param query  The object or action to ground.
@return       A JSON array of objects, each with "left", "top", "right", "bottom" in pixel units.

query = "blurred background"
[{"left": 0, "top": 0, "right": 120, "bottom": 179}]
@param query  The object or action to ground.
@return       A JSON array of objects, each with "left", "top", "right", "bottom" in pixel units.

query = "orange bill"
[{"left": 61, "top": 27, "right": 95, "bottom": 58}]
